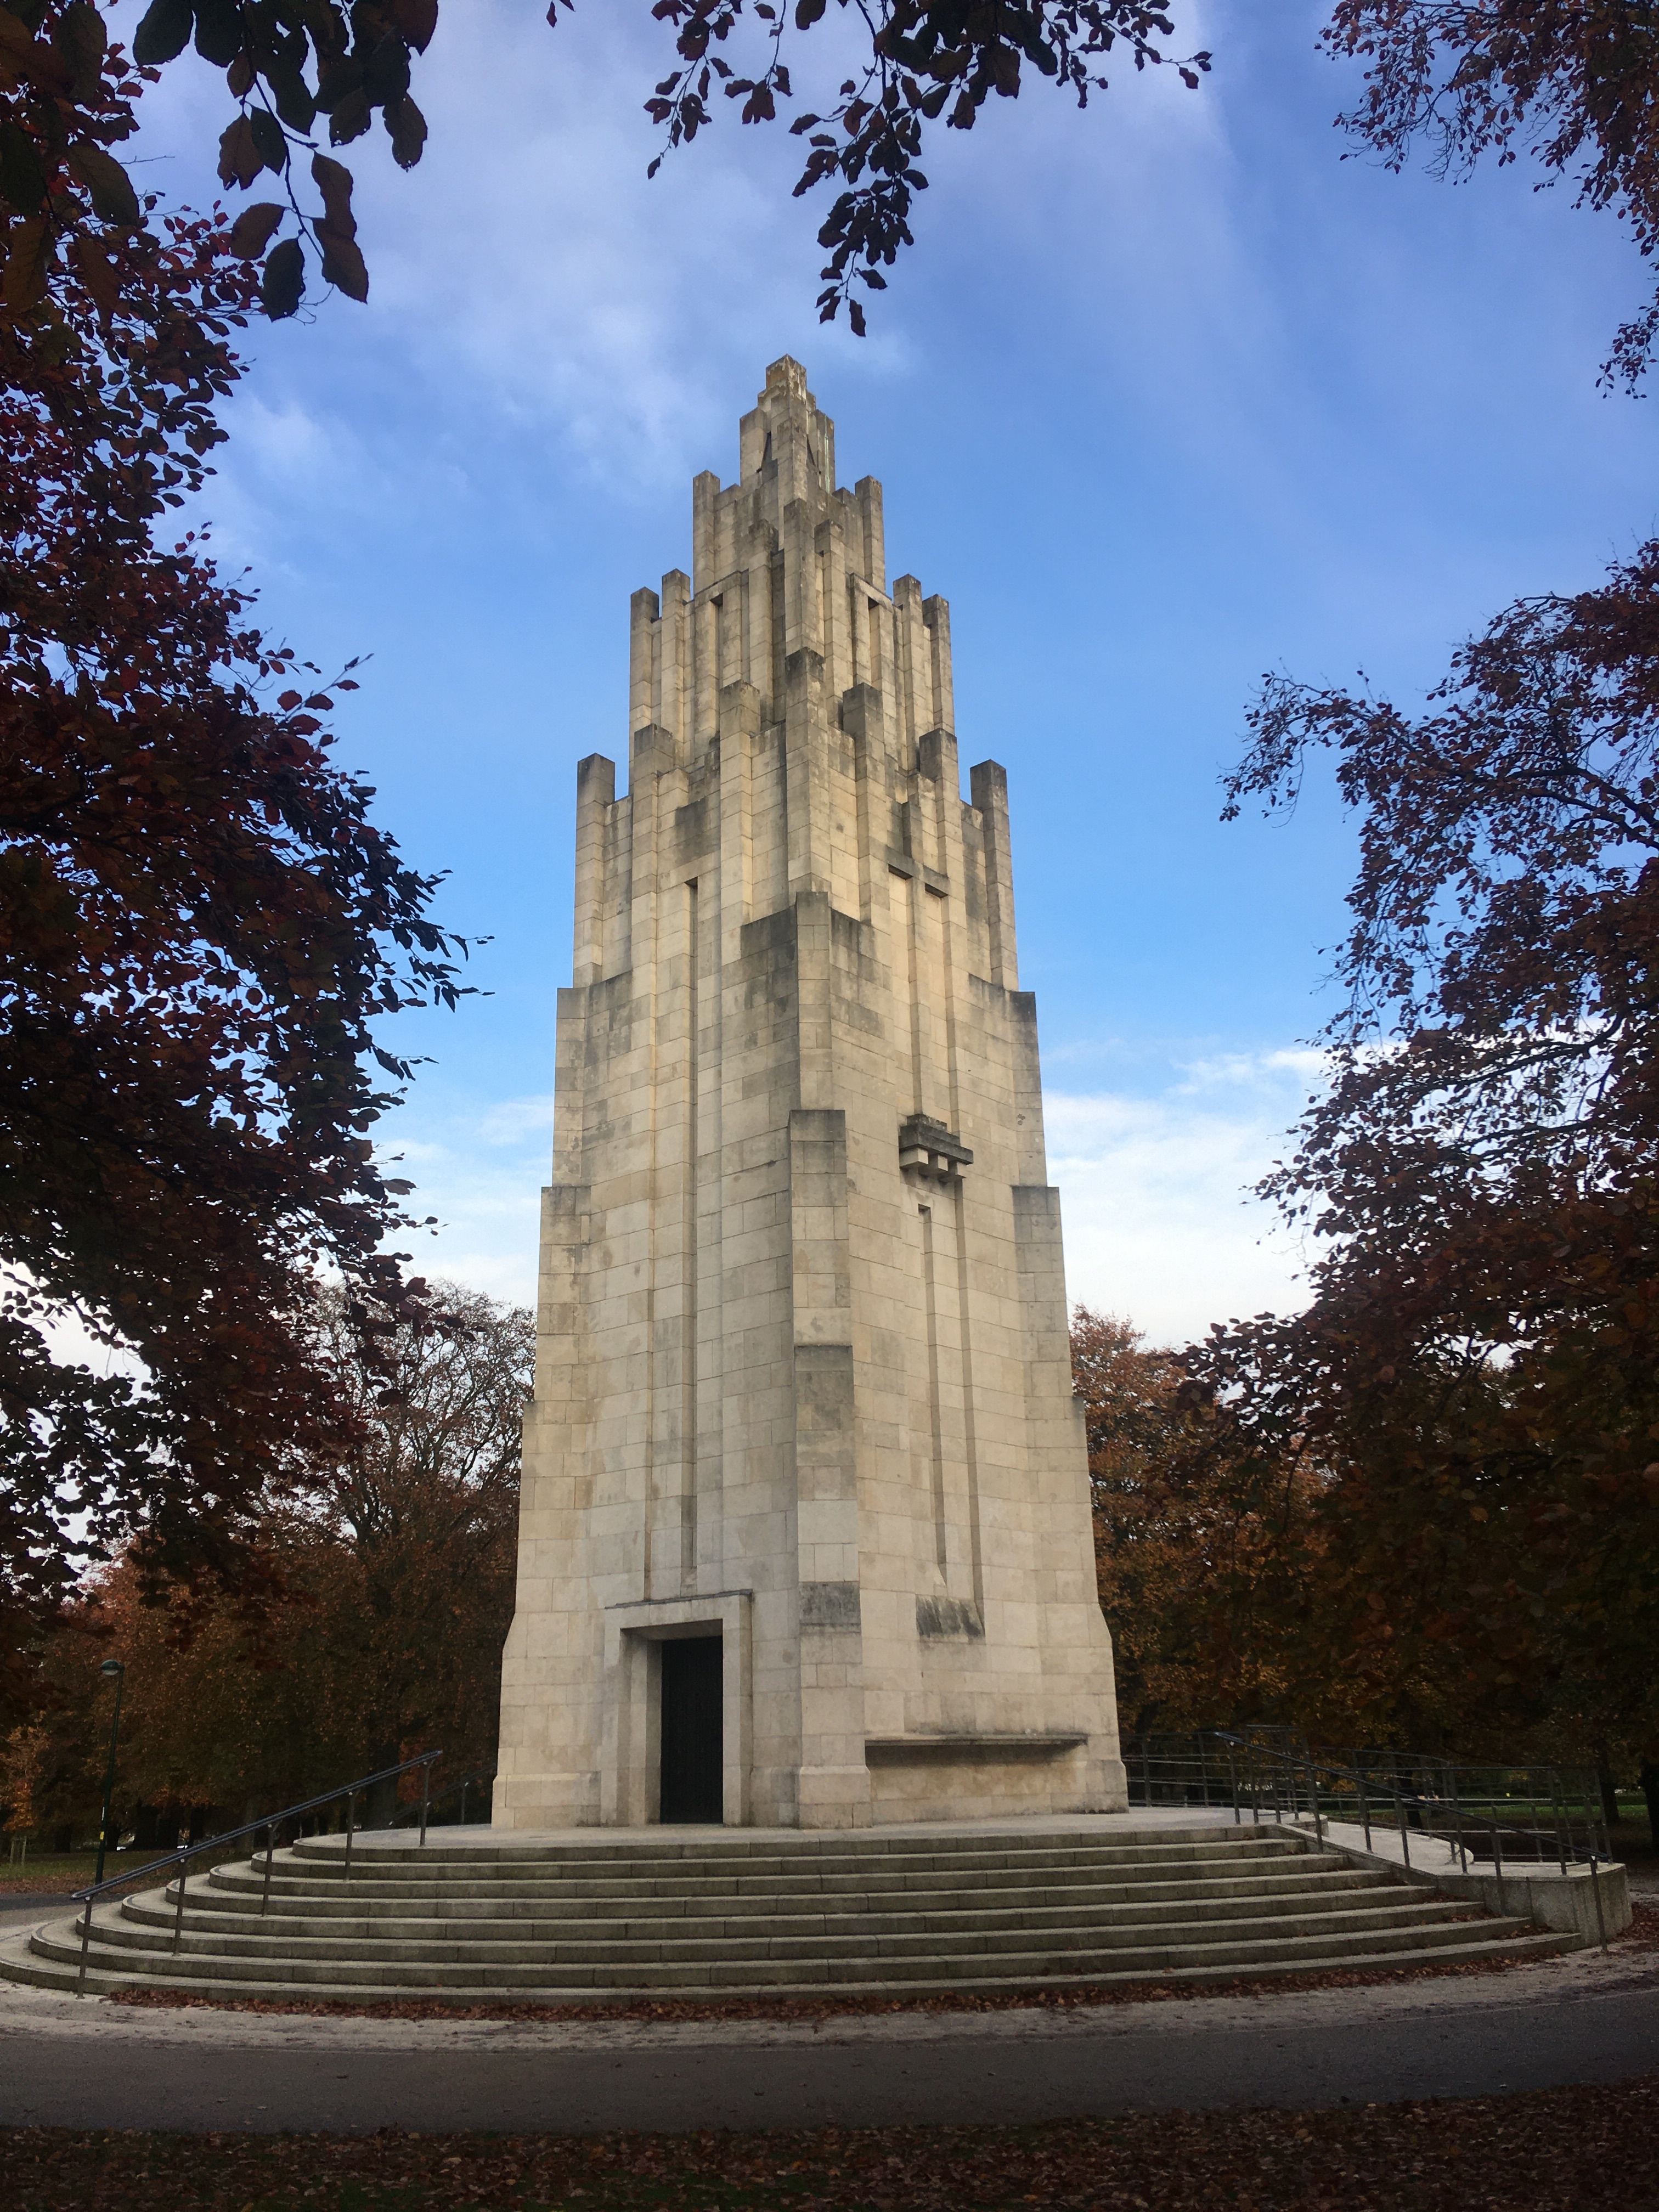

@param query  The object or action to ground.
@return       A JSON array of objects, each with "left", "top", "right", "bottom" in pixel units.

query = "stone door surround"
[{"left": 602, "top": 1591, "right": 754, "bottom": 1826}]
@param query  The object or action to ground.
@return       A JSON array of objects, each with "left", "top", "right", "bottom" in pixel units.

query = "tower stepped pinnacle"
[{"left": 629, "top": 357, "right": 948, "bottom": 787}]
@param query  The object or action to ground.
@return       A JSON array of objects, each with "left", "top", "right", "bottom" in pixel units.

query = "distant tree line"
[{"left": 2, "top": 1284, "right": 527, "bottom": 1850}]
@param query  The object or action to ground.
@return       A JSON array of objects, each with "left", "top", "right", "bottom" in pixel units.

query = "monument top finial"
[
  {"left": 736, "top": 357, "right": 837, "bottom": 504},
  {"left": 764, "top": 355, "right": 811, "bottom": 403}
]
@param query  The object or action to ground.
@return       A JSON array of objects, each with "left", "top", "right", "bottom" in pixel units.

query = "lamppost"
[{"left": 93, "top": 1659, "right": 125, "bottom": 1888}]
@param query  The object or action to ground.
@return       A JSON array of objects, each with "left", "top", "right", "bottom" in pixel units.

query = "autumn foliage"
[
  {"left": 1178, "top": 543, "right": 1659, "bottom": 1762},
  {"left": 2, "top": 3, "right": 1216, "bottom": 335},
  {"left": 12, "top": 3, "right": 1659, "bottom": 356},
  {"left": 1325, "top": 1, "right": 1659, "bottom": 386},
  {"left": 2, "top": 1284, "right": 527, "bottom": 1845},
  {"left": 1068, "top": 549, "right": 1659, "bottom": 1773},
  {"left": 1073, "top": 1308, "right": 1348, "bottom": 1739},
  {"left": 9, "top": 2080, "right": 1659, "bottom": 2212},
  {"left": 0, "top": 6, "right": 479, "bottom": 1705}
]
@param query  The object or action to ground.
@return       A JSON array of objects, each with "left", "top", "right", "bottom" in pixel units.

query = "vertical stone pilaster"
[
  {"left": 783, "top": 647, "right": 831, "bottom": 904},
  {"left": 742, "top": 524, "right": 776, "bottom": 717},
  {"left": 657, "top": 569, "right": 691, "bottom": 757},
  {"left": 854, "top": 474, "right": 884, "bottom": 595},
  {"left": 923, "top": 594, "right": 955, "bottom": 735},
  {"left": 793, "top": 888, "right": 834, "bottom": 1113},
  {"left": 970, "top": 759, "right": 1020, "bottom": 992},
  {"left": 893, "top": 574, "right": 928, "bottom": 761},
  {"left": 692, "top": 469, "right": 719, "bottom": 595},
  {"left": 819, "top": 514, "right": 851, "bottom": 702},
  {"left": 1009, "top": 989, "right": 1048, "bottom": 1189},
  {"left": 789, "top": 1108, "right": 866, "bottom": 1827},
  {"left": 550, "top": 984, "right": 587, "bottom": 1187},
  {"left": 692, "top": 857, "right": 724, "bottom": 1589},
  {"left": 629, "top": 590, "right": 658, "bottom": 740},
  {"left": 693, "top": 590, "right": 718, "bottom": 753},
  {"left": 718, "top": 681, "right": 759, "bottom": 966},
  {"left": 781, "top": 500, "right": 819, "bottom": 663},
  {"left": 572, "top": 754, "right": 613, "bottom": 989},
  {"left": 839, "top": 684, "right": 880, "bottom": 924}
]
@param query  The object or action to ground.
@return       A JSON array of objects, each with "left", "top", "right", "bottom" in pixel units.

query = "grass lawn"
[
  {"left": 2, "top": 2077, "right": 1655, "bottom": 2210},
  {"left": 0, "top": 1853, "right": 171, "bottom": 1896}
]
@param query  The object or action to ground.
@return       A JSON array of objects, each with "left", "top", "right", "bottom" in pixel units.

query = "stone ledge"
[{"left": 864, "top": 1735, "right": 1088, "bottom": 1767}]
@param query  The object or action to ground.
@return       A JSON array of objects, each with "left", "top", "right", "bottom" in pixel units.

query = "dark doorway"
[{"left": 659, "top": 1635, "right": 724, "bottom": 1823}]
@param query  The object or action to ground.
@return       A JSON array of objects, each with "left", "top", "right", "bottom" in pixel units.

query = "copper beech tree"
[
  {"left": 0, "top": 11, "right": 473, "bottom": 1718},
  {"left": 1073, "top": 1307, "right": 1216, "bottom": 1735},
  {"left": 1197, "top": 543, "right": 1659, "bottom": 1759},
  {"left": 1324, "top": 2, "right": 1659, "bottom": 387}
]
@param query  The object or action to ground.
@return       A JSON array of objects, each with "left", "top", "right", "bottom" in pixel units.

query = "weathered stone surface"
[{"left": 494, "top": 357, "right": 1127, "bottom": 1829}]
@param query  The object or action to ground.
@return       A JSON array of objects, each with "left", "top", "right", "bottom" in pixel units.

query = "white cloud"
[
  {"left": 1173, "top": 1046, "right": 1328, "bottom": 1094},
  {"left": 1047, "top": 1046, "right": 1321, "bottom": 1346},
  {"left": 352, "top": 0, "right": 925, "bottom": 481},
  {"left": 478, "top": 1094, "right": 557, "bottom": 1147},
  {"left": 378, "top": 1094, "right": 549, "bottom": 1311}
]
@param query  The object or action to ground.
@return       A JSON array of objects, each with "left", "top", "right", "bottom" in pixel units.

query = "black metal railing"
[
  {"left": 387, "top": 1762, "right": 496, "bottom": 1830},
  {"left": 1125, "top": 1728, "right": 1613, "bottom": 1877},
  {"left": 66, "top": 1747, "right": 443, "bottom": 1996}
]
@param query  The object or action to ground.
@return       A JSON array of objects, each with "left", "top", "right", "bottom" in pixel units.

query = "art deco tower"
[{"left": 495, "top": 359, "right": 1125, "bottom": 1830}]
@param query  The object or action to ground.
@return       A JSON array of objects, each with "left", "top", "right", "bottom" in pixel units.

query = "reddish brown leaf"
[
  {"left": 227, "top": 201, "right": 284, "bottom": 258},
  {"left": 216, "top": 115, "right": 262, "bottom": 189},
  {"left": 3, "top": 213, "right": 53, "bottom": 309},
  {"left": 391, "top": 0, "right": 438, "bottom": 53}
]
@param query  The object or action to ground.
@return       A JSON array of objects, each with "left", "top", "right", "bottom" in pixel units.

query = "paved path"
[{"left": 1, "top": 1938, "right": 1654, "bottom": 2135}]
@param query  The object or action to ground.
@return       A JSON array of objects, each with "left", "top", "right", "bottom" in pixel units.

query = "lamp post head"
[{"left": 100, "top": 1659, "right": 125, "bottom": 1677}]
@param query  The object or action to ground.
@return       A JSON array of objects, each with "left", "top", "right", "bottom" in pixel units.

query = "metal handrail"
[
  {"left": 67, "top": 1747, "right": 443, "bottom": 1996},
  {"left": 1125, "top": 1728, "right": 1613, "bottom": 1875},
  {"left": 387, "top": 1762, "right": 496, "bottom": 1829}
]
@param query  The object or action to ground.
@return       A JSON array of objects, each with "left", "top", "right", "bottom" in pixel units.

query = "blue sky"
[{"left": 140, "top": 0, "right": 1657, "bottom": 1344}]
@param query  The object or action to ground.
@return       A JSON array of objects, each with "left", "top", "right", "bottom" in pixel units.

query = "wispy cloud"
[
  {"left": 1047, "top": 1046, "right": 1319, "bottom": 1346},
  {"left": 478, "top": 1095, "right": 556, "bottom": 1147},
  {"left": 1173, "top": 1046, "right": 1327, "bottom": 1094},
  {"left": 379, "top": 1094, "right": 550, "bottom": 1310}
]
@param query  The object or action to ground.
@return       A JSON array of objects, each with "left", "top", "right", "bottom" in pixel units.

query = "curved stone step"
[
  {"left": 119, "top": 1878, "right": 1424, "bottom": 1952},
  {"left": 20, "top": 1912, "right": 1564, "bottom": 1995},
  {"left": 0, "top": 1821, "right": 1584, "bottom": 2005},
  {"left": 0, "top": 1926, "right": 1578, "bottom": 2006},
  {"left": 33, "top": 1895, "right": 1504, "bottom": 1977},
  {"left": 86, "top": 1890, "right": 1479, "bottom": 1970},
  {"left": 205, "top": 1844, "right": 1344, "bottom": 1909},
  {"left": 190, "top": 1864, "right": 1389, "bottom": 1925},
  {"left": 215, "top": 1858, "right": 1345, "bottom": 1911},
  {"left": 278, "top": 1833, "right": 1309, "bottom": 1880},
  {"left": 182, "top": 1858, "right": 1395, "bottom": 1924},
  {"left": 284, "top": 1822, "right": 1276, "bottom": 1863}
]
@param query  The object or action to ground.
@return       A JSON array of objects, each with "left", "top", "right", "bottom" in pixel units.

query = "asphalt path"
[{"left": 3, "top": 1978, "right": 1657, "bottom": 2134}]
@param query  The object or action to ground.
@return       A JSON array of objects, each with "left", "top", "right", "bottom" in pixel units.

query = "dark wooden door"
[{"left": 659, "top": 1636, "right": 723, "bottom": 1823}]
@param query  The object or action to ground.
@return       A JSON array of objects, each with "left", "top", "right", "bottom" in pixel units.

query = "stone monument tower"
[{"left": 495, "top": 359, "right": 1125, "bottom": 1830}]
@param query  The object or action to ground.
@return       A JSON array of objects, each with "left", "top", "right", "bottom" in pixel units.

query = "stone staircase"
[{"left": 1, "top": 1820, "right": 1578, "bottom": 2005}]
